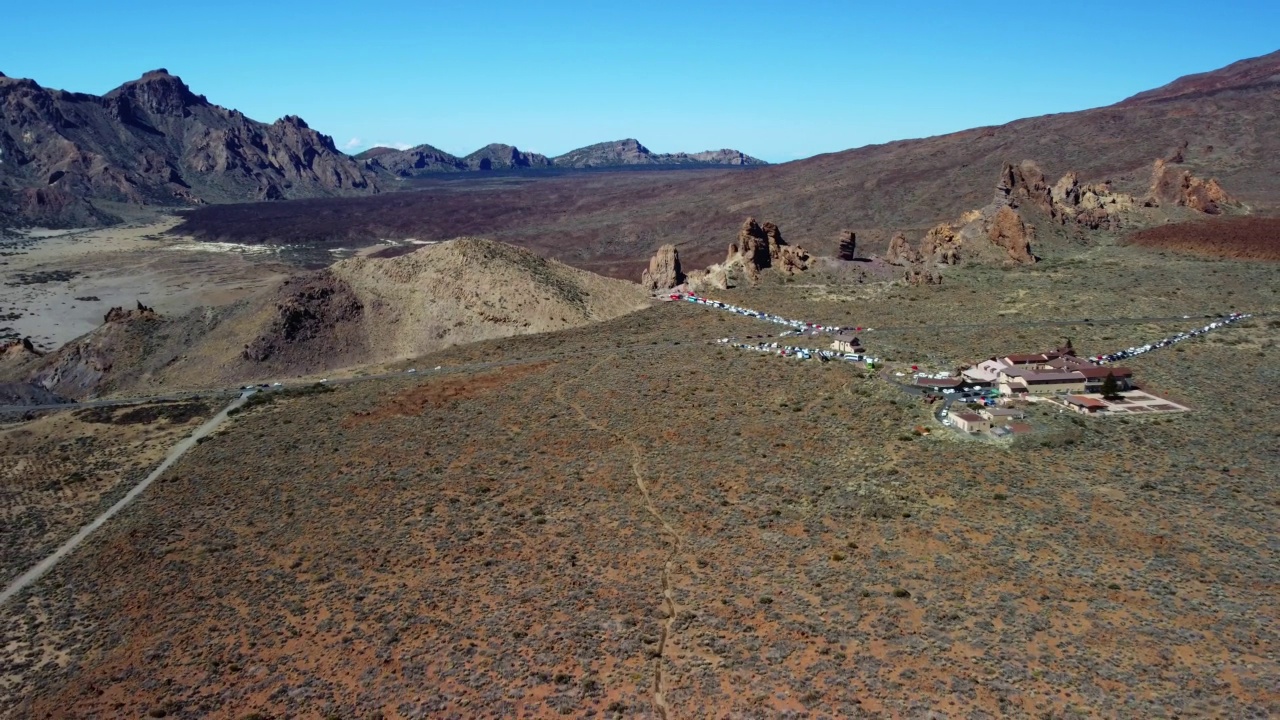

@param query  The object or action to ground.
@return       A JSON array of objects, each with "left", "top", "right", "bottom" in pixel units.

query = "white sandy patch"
[{"left": 1, "top": 217, "right": 287, "bottom": 350}]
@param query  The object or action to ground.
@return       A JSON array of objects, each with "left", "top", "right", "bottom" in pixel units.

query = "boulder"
[{"left": 640, "top": 243, "right": 686, "bottom": 292}]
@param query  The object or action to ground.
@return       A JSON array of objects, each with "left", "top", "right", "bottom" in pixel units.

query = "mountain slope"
[
  {"left": 0, "top": 69, "right": 379, "bottom": 226},
  {"left": 1120, "top": 49, "right": 1280, "bottom": 105},
  {"left": 173, "top": 49, "right": 1280, "bottom": 276}
]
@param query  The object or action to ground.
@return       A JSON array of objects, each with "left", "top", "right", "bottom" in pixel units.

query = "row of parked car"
[
  {"left": 718, "top": 338, "right": 879, "bottom": 365},
  {"left": 677, "top": 293, "right": 866, "bottom": 335},
  {"left": 1094, "top": 312, "right": 1252, "bottom": 364}
]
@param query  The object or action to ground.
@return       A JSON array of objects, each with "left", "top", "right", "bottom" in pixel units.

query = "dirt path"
[
  {"left": 554, "top": 358, "right": 685, "bottom": 720},
  {"left": 0, "top": 391, "right": 252, "bottom": 606}
]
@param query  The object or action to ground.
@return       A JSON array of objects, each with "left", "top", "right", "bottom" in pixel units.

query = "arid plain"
[{"left": 2, "top": 241, "right": 1276, "bottom": 718}]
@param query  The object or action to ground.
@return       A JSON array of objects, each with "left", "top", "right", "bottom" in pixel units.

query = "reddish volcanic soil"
[{"left": 1124, "top": 215, "right": 1280, "bottom": 260}]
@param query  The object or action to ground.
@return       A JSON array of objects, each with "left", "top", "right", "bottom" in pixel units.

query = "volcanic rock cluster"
[{"left": 640, "top": 218, "right": 813, "bottom": 292}]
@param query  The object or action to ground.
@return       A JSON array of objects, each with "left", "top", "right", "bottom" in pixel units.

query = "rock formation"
[
  {"left": 884, "top": 232, "right": 920, "bottom": 266},
  {"left": 919, "top": 224, "right": 961, "bottom": 265},
  {"left": 837, "top": 231, "right": 857, "bottom": 261},
  {"left": 671, "top": 218, "right": 812, "bottom": 291},
  {"left": 985, "top": 206, "right": 1037, "bottom": 264},
  {"left": 684, "top": 265, "right": 730, "bottom": 291},
  {"left": 103, "top": 301, "right": 158, "bottom": 324},
  {"left": 640, "top": 244, "right": 686, "bottom": 292},
  {"left": 1146, "top": 159, "right": 1237, "bottom": 214},
  {"left": 724, "top": 218, "right": 810, "bottom": 279},
  {"left": 999, "top": 160, "right": 1135, "bottom": 231}
]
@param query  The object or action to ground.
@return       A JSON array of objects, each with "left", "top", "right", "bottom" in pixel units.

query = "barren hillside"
[{"left": 5, "top": 239, "right": 649, "bottom": 398}]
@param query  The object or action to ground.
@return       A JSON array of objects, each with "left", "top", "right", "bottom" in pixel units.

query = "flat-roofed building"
[
  {"left": 1076, "top": 366, "right": 1133, "bottom": 392},
  {"left": 1065, "top": 395, "right": 1109, "bottom": 414},
  {"left": 951, "top": 412, "right": 990, "bottom": 433},
  {"left": 998, "top": 368, "right": 1087, "bottom": 396},
  {"left": 980, "top": 407, "right": 1025, "bottom": 425}
]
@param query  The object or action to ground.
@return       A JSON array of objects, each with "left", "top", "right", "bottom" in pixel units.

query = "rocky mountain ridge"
[
  {"left": 358, "top": 137, "right": 765, "bottom": 177},
  {"left": 0, "top": 69, "right": 380, "bottom": 226}
]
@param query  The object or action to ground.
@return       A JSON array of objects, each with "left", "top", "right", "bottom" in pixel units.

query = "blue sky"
[{"left": 5, "top": 1, "right": 1278, "bottom": 162}]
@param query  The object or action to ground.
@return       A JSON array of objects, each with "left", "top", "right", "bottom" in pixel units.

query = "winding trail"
[
  {"left": 0, "top": 391, "right": 252, "bottom": 607},
  {"left": 554, "top": 357, "right": 684, "bottom": 720}
]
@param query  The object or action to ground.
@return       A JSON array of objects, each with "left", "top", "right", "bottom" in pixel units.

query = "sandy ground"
[{"left": 0, "top": 219, "right": 288, "bottom": 350}]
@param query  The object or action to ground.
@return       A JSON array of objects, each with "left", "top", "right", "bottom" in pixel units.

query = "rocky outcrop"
[
  {"left": 724, "top": 218, "right": 810, "bottom": 280},
  {"left": 103, "top": 300, "right": 157, "bottom": 324},
  {"left": 685, "top": 265, "right": 729, "bottom": 291},
  {"left": 920, "top": 224, "right": 960, "bottom": 265},
  {"left": 0, "top": 69, "right": 379, "bottom": 226},
  {"left": 1146, "top": 159, "right": 1237, "bottom": 214},
  {"left": 640, "top": 244, "right": 686, "bottom": 292},
  {"left": 999, "top": 160, "right": 1135, "bottom": 231},
  {"left": 997, "top": 160, "right": 1055, "bottom": 216},
  {"left": 243, "top": 274, "right": 364, "bottom": 362},
  {"left": 672, "top": 218, "right": 812, "bottom": 290},
  {"left": 884, "top": 232, "right": 920, "bottom": 266},
  {"left": 837, "top": 231, "right": 857, "bottom": 261},
  {"left": 985, "top": 206, "right": 1037, "bottom": 264},
  {"left": 1, "top": 337, "right": 42, "bottom": 364}
]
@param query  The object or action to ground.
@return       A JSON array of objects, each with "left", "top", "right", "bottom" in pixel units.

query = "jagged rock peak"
[{"left": 103, "top": 68, "right": 208, "bottom": 116}]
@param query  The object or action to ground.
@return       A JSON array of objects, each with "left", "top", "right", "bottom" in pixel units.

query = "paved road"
[{"left": 0, "top": 391, "right": 253, "bottom": 607}]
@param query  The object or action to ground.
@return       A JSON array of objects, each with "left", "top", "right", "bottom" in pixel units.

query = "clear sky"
[{"left": 5, "top": 1, "right": 1279, "bottom": 162}]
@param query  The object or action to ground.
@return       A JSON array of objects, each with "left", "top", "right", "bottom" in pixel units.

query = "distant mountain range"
[
  {"left": 0, "top": 69, "right": 764, "bottom": 226},
  {"left": 357, "top": 138, "right": 765, "bottom": 176}
]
